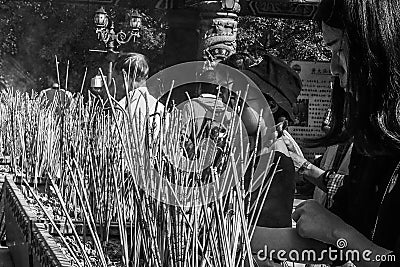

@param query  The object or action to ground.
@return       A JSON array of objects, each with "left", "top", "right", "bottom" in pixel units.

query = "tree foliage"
[
  {"left": 0, "top": 0, "right": 330, "bottom": 92},
  {"left": 237, "top": 16, "right": 330, "bottom": 62},
  {"left": 0, "top": 0, "right": 166, "bottom": 92}
]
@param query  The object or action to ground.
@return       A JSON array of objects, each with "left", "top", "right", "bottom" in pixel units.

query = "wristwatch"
[{"left": 298, "top": 161, "right": 312, "bottom": 176}]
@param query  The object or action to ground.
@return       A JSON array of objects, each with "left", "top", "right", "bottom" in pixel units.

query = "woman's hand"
[
  {"left": 292, "top": 199, "right": 350, "bottom": 245},
  {"left": 281, "top": 135, "right": 325, "bottom": 184},
  {"left": 289, "top": 151, "right": 309, "bottom": 171},
  {"left": 282, "top": 135, "right": 308, "bottom": 170}
]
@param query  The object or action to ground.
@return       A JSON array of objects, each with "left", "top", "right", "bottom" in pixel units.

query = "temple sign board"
[{"left": 288, "top": 61, "right": 333, "bottom": 161}]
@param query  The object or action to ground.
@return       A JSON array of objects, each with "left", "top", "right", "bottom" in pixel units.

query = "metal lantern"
[
  {"left": 91, "top": 7, "right": 143, "bottom": 87},
  {"left": 222, "top": 0, "right": 236, "bottom": 10},
  {"left": 91, "top": 74, "right": 103, "bottom": 89},
  {"left": 130, "top": 10, "right": 142, "bottom": 30},
  {"left": 94, "top": 7, "right": 108, "bottom": 28}
]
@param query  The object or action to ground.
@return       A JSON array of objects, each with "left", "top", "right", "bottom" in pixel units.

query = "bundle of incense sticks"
[{"left": 0, "top": 61, "right": 279, "bottom": 267}]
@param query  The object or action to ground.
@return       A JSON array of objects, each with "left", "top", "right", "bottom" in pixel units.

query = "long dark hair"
[
  {"left": 313, "top": 0, "right": 400, "bottom": 155},
  {"left": 347, "top": 0, "right": 400, "bottom": 155}
]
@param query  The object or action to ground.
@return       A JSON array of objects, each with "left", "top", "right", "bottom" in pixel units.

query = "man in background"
[
  {"left": 40, "top": 82, "right": 73, "bottom": 108},
  {"left": 114, "top": 53, "right": 165, "bottom": 140}
]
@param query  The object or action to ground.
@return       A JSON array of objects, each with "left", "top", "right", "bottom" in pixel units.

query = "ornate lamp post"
[{"left": 92, "top": 7, "right": 142, "bottom": 86}]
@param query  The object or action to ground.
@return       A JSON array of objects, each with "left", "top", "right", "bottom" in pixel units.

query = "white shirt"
[
  {"left": 40, "top": 88, "right": 73, "bottom": 107},
  {"left": 117, "top": 86, "right": 165, "bottom": 140}
]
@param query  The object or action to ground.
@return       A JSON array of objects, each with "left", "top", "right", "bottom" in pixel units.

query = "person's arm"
[
  {"left": 295, "top": 155, "right": 348, "bottom": 208},
  {"left": 281, "top": 136, "right": 328, "bottom": 191},
  {"left": 295, "top": 156, "right": 327, "bottom": 191},
  {"left": 240, "top": 103, "right": 266, "bottom": 136},
  {"left": 250, "top": 227, "right": 331, "bottom": 264},
  {"left": 292, "top": 200, "right": 392, "bottom": 267},
  {"left": 379, "top": 247, "right": 399, "bottom": 267},
  {"left": 334, "top": 225, "right": 392, "bottom": 267}
]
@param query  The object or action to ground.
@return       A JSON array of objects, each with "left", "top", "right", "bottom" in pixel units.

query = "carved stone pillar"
[
  {"left": 163, "top": 1, "right": 240, "bottom": 65},
  {"left": 197, "top": 0, "right": 241, "bottom": 61}
]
